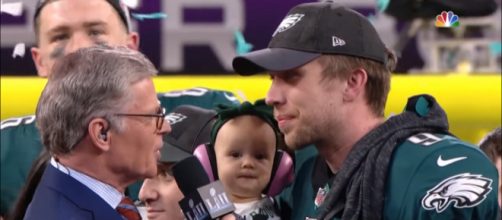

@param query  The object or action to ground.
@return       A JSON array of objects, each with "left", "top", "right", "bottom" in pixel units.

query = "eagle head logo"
[
  {"left": 165, "top": 112, "right": 187, "bottom": 125},
  {"left": 421, "top": 173, "right": 492, "bottom": 213},
  {"left": 272, "top": 14, "right": 304, "bottom": 37}
]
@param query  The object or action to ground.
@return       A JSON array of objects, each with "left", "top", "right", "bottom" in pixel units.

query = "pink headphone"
[{"left": 193, "top": 143, "right": 294, "bottom": 196}]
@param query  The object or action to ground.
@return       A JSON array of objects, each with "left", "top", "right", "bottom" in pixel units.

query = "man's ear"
[
  {"left": 343, "top": 68, "right": 368, "bottom": 102},
  {"left": 127, "top": 31, "right": 140, "bottom": 50},
  {"left": 31, "top": 47, "right": 49, "bottom": 77},
  {"left": 88, "top": 118, "right": 111, "bottom": 152}
]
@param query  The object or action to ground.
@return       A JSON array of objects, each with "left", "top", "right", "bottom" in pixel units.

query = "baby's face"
[{"left": 214, "top": 115, "right": 276, "bottom": 203}]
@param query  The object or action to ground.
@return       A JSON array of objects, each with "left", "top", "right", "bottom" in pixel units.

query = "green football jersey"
[
  {"left": 0, "top": 87, "right": 239, "bottom": 215},
  {"left": 274, "top": 146, "right": 320, "bottom": 219},
  {"left": 157, "top": 87, "right": 240, "bottom": 112},
  {"left": 384, "top": 133, "right": 500, "bottom": 220},
  {"left": 275, "top": 134, "right": 500, "bottom": 220},
  {"left": 0, "top": 115, "right": 41, "bottom": 216}
]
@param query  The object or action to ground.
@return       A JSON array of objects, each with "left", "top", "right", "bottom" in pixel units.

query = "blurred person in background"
[
  {"left": 139, "top": 105, "right": 217, "bottom": 220},
  {"left": 139, "top": 162, "right": 185, "bottom": 220},
  {"left": 30, "top": 0, "right": 138, "bottom": 77},
  {"left": 479, "top": 127, "right": 502, "bottom": 207}
]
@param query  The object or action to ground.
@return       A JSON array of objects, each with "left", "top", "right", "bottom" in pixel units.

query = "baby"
[{"left": 209, "top": 100, "right": 284, "bottom": 219}]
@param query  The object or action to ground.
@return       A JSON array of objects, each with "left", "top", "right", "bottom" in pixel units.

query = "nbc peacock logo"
[{"left": 435, "top": 11, "right": 460, "bottom": 28}]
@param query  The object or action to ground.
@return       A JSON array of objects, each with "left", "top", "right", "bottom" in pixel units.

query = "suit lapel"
[{"left": 40, "top": 165, "right": 124, "bottom": 219}]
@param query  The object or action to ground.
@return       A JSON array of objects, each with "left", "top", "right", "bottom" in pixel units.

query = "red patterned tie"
[{"left": 116, "top": 197, "right": 142, "bottom": 220}]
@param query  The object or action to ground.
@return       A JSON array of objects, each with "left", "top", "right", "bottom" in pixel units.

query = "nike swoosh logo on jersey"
[{"left": 437, "top": 155, "right": 467, "bottom": 167}]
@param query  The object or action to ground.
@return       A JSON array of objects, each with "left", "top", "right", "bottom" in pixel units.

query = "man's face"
[
  {"left": 265, "top": 59, "right": 347, "bottom": 150},
  {"left": 31, "top": 0, "right": 139, "bottom": 77},
  {"left": 108, "top": 78, "right": 170, "bottom": 180},
  {"left": 214, "top": 115, "right": 276, "bottom": 202},
  {"left": 139, "top": 163, "right": 185, "bottom": 220}
]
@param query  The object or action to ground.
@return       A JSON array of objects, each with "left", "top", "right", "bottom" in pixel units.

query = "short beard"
[{"left": 284, "top": 122, "right": 320, "bottom": 151}]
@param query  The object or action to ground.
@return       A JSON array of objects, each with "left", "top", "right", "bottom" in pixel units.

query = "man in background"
[
  {"left": 479, "top": 127, "right": 502, "bottom": 207},
  {"left": 139, "top": 105, "right": 217, "bottom": 220}
]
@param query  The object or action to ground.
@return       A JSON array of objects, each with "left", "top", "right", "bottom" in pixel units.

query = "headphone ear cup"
[
  {"left": 265, "top": 150, "right": 294, "bottom": 196},
  {"left": 193, "top": 143, "right": 216, "bottom": 182}
]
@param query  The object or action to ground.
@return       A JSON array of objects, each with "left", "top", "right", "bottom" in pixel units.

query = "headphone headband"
[{"left": 210, "top": 99, "right": 280, "bottom": 147}]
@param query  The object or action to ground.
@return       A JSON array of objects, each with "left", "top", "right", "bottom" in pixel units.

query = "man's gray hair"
[{"left": 36, "top": 45, "right": 157, "bottom": 155}]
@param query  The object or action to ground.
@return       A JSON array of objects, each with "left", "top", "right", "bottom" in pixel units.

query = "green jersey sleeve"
[
  {"left": 275, "top": 146, "right": 320, "bottom": 220},
  {"left": 157, "top": 87, "right": 240, "bottom": 112},
  {"left": 384, "top": 133, "right": 500, "bottom": 220},
  {"left": 0, "top": 115, "right": 42, "bottom": 215}
]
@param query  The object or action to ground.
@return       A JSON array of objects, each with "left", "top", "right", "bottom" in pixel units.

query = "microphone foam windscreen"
[{"left": 172, "top": 156, "right": 210, "bottom": 196}]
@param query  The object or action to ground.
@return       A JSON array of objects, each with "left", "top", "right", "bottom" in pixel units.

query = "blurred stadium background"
[{"left": 1, "top": 0, "right": 501, "bottom": 144}]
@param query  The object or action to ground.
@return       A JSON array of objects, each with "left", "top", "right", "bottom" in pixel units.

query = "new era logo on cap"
[
  {"left": 332, "top": 36, "right": 346, "bottom": 47},
  {"left": 272, "top": 13, "right": 305, "bottom": 37}
]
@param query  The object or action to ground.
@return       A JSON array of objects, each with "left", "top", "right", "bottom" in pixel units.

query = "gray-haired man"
[{"left": 25, "top": 46, "right": 170, "bottom": 220}]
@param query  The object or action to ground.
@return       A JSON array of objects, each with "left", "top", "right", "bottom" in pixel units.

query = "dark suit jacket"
[{"left": 24, "top": 165, "right": 124, "bottom": 220}]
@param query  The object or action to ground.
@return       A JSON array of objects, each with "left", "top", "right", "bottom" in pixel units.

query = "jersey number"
[
  {"left": 408, "top": 133, "right": 443, "bottom": 146},
  {"left": 161, "top": 88, "right": 209, "bottom": 97},
  {"left": 1, "top": 115, "right": 36, "bottom": 130}
]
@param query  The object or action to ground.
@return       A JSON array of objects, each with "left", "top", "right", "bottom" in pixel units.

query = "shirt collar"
[{"left": 50, "top": 157, "right": 123, "bottom": 208}]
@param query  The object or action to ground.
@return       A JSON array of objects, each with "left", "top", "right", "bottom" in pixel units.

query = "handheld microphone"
[{"left": 173, "top": 156, "right": 235, "bottom": 220}]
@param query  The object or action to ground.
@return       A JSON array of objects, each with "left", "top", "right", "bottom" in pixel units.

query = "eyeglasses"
[{"left": 115, "top": 107, "right": 167, "bottom": 132}]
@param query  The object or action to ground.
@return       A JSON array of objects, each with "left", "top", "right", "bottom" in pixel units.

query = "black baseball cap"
[
  {"left": 161, "top": 105, "right": 217, "bottom": 163},
  {"left": 232, "top": 1, "right": 388, "bottom": 75},
  {"left": 34, "top": 0, "right": 131, "bottom": 32}
]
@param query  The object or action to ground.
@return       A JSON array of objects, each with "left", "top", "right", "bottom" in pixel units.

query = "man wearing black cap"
[{"left": 233, "top": 1, "right": 500, "bottom": 220}]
